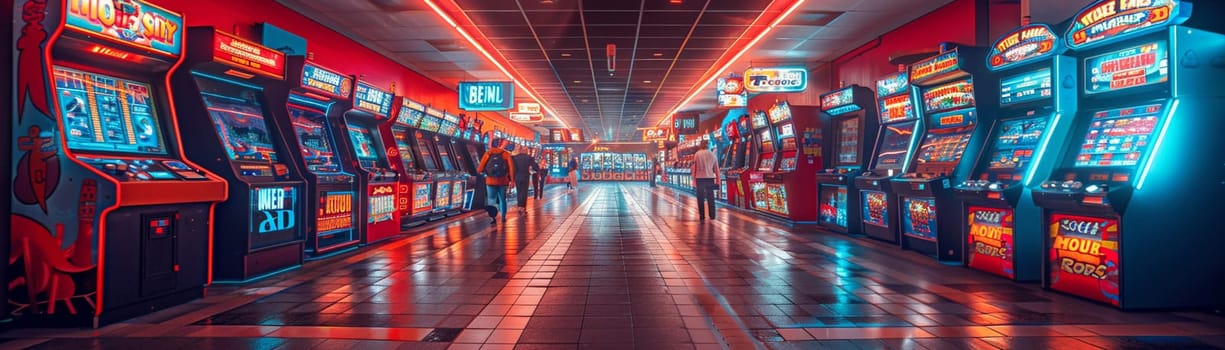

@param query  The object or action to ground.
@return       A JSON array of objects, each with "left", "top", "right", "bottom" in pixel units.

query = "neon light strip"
[
  {"left": 1136, "top": 99, "right": 1177, "bottom": 190},
  {"left": 423, "top": 0, "right": 569, "bottom": 130},
  {"left": 661, "top": 0, "right": 808, "bottom": 125},
  {"left": 1024, "top": 112, "right": 1060, "bottom": 186}
]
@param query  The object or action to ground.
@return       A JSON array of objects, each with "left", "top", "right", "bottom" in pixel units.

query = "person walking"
[
  {"left": 650, "top": 161, "right": 660, "bottom": 187},
  {"left": 533, "top": 158, "right": 547, "bottom": 199},
  {"left": 566, "top": 156, "right": 579, "bottom": 191},
  {"left": 692, "top": 140, "right": 719, "bottom": 221},
  {"left": 512, "top": 148, "right": 539, "bottom": 212},
  {"left": 478, "top": 141, "right": 515, "bottom": 224}
]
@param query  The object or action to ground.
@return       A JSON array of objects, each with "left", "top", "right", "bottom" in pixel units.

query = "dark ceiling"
[{"left": 455, "top": 0, "right": 795, "bottom": 141}]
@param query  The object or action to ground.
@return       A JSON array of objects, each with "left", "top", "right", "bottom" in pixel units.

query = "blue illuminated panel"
[
  {"left": 999, "top": 68, "right": 1052, "bottom": 106},
  {"left": 1085, "top": 41, "right": 1168, "bottom": 95},
  {"left": 1074, "top": 103, "right": 1163, "bottom": 168}
]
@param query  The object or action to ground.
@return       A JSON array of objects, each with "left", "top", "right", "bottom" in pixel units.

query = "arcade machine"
[
  {"left": 745, "top": 110, "right": 776, "bottom": 211},
  {"left": 759, "top": 101, "right": 823, "bottom": 221},
  {"left": 814, "top": 85, "right": 880, "bottom": 235},
  {"left": 891, "top": 44, "right": 997, "bottom": 262},
  {"left": 277, "top": 57, "right": 360, "bottom": 255},
  {"left": 454, "top": 116, "right": 485, "bottom": 210},
  {"left": 854, "top": 71, "right": 924, "bottom": 244},
  {"left": 173, "top": 28, "right": 306, "bottom": 281},
  {"left": 416, "top": 108, "right": 453, "bottom": 220},
  {"left": 717, "top": 120, "right": 737, "bottom": 202},
  {"left": 382, "top": 97, "right": 432, "bottom": 227},
  {"left": 952, "top": 23, "right": 1077, "bottom": 281},
  {"left": 11, "top": 0, "right": 226, "bottom": 324},
  {"left": 724, "top": 113, "right": 753, "bottom": 208},
  {"left": 438, "top": 112, "right": 468, "bottom": 213},
  {"left": 334, "top": 80, "right": 399, "bottom": 244},
  {"left": 1032, "top": 0, "right": 1225, "bottom": 309}
]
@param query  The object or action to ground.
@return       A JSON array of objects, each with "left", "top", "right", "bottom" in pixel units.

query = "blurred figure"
[
  {"left": 650, "top": 161, "right": 660, "bottom": 187},
  {"left": 512, "top": 148, "right": 538, "bottom": 212},
  {"left": 567, "top": 156, "right": 579, "bottom": 191},
  {"left": 478, "top": 140, "right": 515, "bottom": 224},
  {"left": 533, "top": 158, "right": 547, "bottom": 199}
]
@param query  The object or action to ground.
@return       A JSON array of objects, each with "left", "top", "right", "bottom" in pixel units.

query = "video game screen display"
[
  {"left": 55, "top": 66, "right": 167, "bottom": 155},
  {"left": 397, "top": 107, "right": 424, "bottom": 127},
  {"left": 415, "top": 138, "right": 440, "bottom": 170},
  {"left": 436, "top": 141, "right": 456, "bottom": 171},
  {"left": 751, "top": 111, "right": 769, "bottom": 129},
  {"left": 392, "top": 127, "right": 416, "bottom": 171},
  {"left": 1085, "top": 41, "right": 1168, "bottom": 95},
  {"left": 288, "top": 105, "right": 341, "bottom": 173},
  {"left": 836, "top": 118, "right": 860, "bottom": 165},
  {"left": 922, "top": 78, "right": 975, "bottom": 113},
  {"left": 872, "top": 121, "right": 917, "bottom": 169},
  {"left": 878, "top": 93, "right": 916, "bottom": 124},
  {"left": 346, "top": 124, "right": 386, "bottom": 169},
  {"left": 194, "top": 75, "right": 278, "bottom": 162},
  {"left": 1073, "top": 103, "right": 1163, "bottom": 168},
  {"left": 419, "top": 115, "right": 441, "bottom": 133},
  {"left": 759, "top": 129, "right": 774, "bottom": 153},
  {"left": 916, "top": 110, "right": 977, "bottom": 165},
  {"left": 999, "top": 68, "right": 1052, "bottom": 106},
  {"left": 984, "top": 116, "right": 1048, "bottom": 177}
]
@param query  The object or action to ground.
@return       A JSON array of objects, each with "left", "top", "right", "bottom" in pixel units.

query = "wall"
[
  {"left": 148, "top": 0, "right": 536, "bottom": 139},
  {"left": 827, "top": 0, "right": 981, "bottom": 89}
]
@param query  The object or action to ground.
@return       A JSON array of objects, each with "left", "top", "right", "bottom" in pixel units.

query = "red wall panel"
[
  {"left": 830, "top": 0, "right": 980, "bottom": 89},
  {"left": 148, "top": 0, "right": 536, "bottom": 139}
]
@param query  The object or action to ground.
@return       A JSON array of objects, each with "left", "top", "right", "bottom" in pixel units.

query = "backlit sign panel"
[
  {"left": 1065, "top": 0, "right": 1188, "bottom": 49},
  {"left": 317, "top": 191, "right": 354, "bottom": 233},
  {"left": 353, "top": 81, "right": 394, "bottom": 117},
  {"left": 66, "top": 0, "right": 184, "bottom": 57},
  {"left": 1048, "top": 213, "right": 1121, "bottom": 306},
  {"left": 967, "top": 206, "right": 1016, "bottom": 279},
  {"left": 213, "top": 31, "right": 284, "bottom": 79},
  {"left": 744, "top": 67, "right": 807, "bottom": 93},
  {"left": 301, "top": 63, "right": 352, "bottom": 99},
  {"left": 459, "top": 81, "right": 514, "bottom": 111},
  {"left": 989, "top": 24, "right": 1062, "bottom": 71}
]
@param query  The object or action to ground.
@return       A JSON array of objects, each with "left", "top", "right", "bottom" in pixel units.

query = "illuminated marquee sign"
[
  {"left": 744, "top": 67, "right": 807, "bottom": 93},
  {"left": 1065, "top": 0, "right": 1188, "bottom": 49},
  {"left": 459, "top": 81, "right": 514, "bottom": 111},
  {"left": 317, "top": 191, "right": 354, "bottom": 233},
  {"left": 910, "top": 50, "right": 962, "bottom": 83},
  {"left": 1084, "top": 41, "right": 1168, "bottom": 94},
  {"left": 301, "top": 63, "right": 352, "bottom": 99},
  {"left": 674, "top": 114, "right": 698, "bottom": 135},
  {"left": 989, "top": 24, "right": 1062, "bottom": 71},
  {"left": 821, "top": 87, "right": 861, "bottom": 116},
  {"left": 396, "top": 98, "right": 425, "bottom": 127},
  {"left": 353, "top": 81, "right": 394, "bottom": 117},
  {"left": 212, "top": 31, "right": 284, "bottom": 79},
  {"left": 510, "top": 112, "right": 544, "bottom": 123},
  {"left": 1048, "top": 214, "right": 1121, "bottom": 306},
  {"left": 967, "top": 206, "right": 1015, "bottom": 279},
  {"left": 518, "top": 103, "right": 541, "bottom": 114},
  {"left": 367, "top": 185, "right": 396, "bottom": 224},
  {"left": 66, "top": 0, "right": 184, "bottom": 57},
  {"left": 717, "top": 76, "right": 747, "bottom": 107},
  {"left": 251, "top": 186, "right": 297, "bottom": 235}
]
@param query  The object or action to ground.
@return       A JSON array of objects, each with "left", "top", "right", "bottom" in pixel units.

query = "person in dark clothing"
[
  {"left": 532, "top": 158, "right": 546, "bottom": 199},
  {"left": 650, "top": 161, "right": 660, "bottom": 187},
  {"left": 566, "top": 157, "right": 579, "bottom": 190},
  {"left": 512, "top": 149, "right": 539, "bottom": 212}
]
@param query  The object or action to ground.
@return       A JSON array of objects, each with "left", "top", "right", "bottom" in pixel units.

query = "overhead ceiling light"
[
  {"left": 572, "top": 80, "right": 582, "bottom": 84},
  {"left": 636, "top": 99, "right": 644, "bottom": 103},
  {"left": 643, "top": 80, "right": 652, "bottom": 84},
  {"left": 581, "top": 99, "right": 589, "bottom": 103},
  {"left": 541, "top": 0, "right": 555, "bottom": 4},
  {"left": 669, "top": 0, "right": 683, "bottom": 4},
  {"left": 652, "top": 52, "right": 663, "bottom": 57},
  {"left": 560, "top": 53, "right": 572, "bottom": 57}
]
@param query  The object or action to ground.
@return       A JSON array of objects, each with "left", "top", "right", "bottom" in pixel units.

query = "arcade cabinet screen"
[
  {"left": 419, "top": 116, "right": 441, "bottom": 132},
  {"left": 1085, "top": 41, "right": 1168, "bottom": 95},
  {"left": 195, "top": 75, "right": 278, "bottom": 162},
  {"left": 872, "top": 121, "right": 917, "bottom": 169},
  {"left": 392, "top": 129, "right": 416, "bottom": 171},
  {"left": 999, "top": 68, "right": 1052, "bottom": 106},
  {"left": 751, "top": 111, "right": 769, "bottom": 129},
  {"left": 436, "top": 141, "right": 456, "bottom": 171},
  {"left": 878, "top": 93, "right": 916, "bottom": 124},
  {"left": 346, "top": 124, "right": 385, "bottom": 168},
  {"left": 922, "top": 79, "right": 975, "bottom": 113},
  {"left": 398, "top": 108, "right": 424, "bottom": 127},
  {"left": 288, "top": 105, "right": 341, "bottom": 173},
  {"left": 759, "top": 129, "right": 774, "bottom": 153},
  {"left": 55, "top": 66, "right": 167, "bottom": 155},
  {"left": 415, "top": 138, "right": 440, "bottom": 170},
  {"left": 1073, "top": 103, "right": 1162, "bottom": 168},
  {"left": 985, "top": 116, "right": 1048, "bottom": 173},
  {"left": 836, "top": 118, "right": 861, "bottom": 165},
  {"left": 916, "top": 125, "right": 975, "bottom": 165},
  {"left": 778, "top": 123, "right": 795, "bottom": 139}
]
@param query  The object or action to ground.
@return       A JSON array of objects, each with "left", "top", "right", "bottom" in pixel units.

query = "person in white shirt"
[{"left": 691, "top": 140, "right": 720, "bottom": 221}]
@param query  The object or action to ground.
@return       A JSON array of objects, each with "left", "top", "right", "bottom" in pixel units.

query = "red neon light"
[{"left": 90, "top": 45, "right": 132, "bottom": 61}]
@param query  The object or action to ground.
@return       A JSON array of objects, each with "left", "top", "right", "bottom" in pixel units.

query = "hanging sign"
[
  {"left": 744, "top": 67, "right": 807, "bottom": 93},
  {"left": 459, "top": 81, "right": 514, "bottom": 111}
]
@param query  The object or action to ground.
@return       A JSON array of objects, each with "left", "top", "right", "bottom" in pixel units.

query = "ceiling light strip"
[
  {"left": 660, "top": 0, "right": 808, "bottom": 124},
  {"left": 423, "top": 0, "right": 570, "bottom": 130}
]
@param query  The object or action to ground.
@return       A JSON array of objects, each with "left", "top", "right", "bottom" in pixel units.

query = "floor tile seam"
[{"left": 619, "top": 184, "right": 765, "bottom": 350}]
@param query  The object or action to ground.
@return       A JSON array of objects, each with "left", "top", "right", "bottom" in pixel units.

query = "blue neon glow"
[
  {"left": 1136, "top": 99, "right": 1177, "bottom": 190},
  {"left": 1024, "top": 112, "right": 1061, "bottom": 186},
  {"left": 193, "top": 72, "right": 263, "bottom": 90},
  {"left": 901, "top": 88, "right": 924, "bottom": 172},
  {"left": 825, "top": 104, "right": 862, "bottom": 116},
  {"left": 289, "top": 93, "right": 334, "bottom": 111}
]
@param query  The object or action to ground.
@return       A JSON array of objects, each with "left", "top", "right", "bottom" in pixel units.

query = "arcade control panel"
[{"left": 78, "top": 156, "right": 210, "bottom": 181}]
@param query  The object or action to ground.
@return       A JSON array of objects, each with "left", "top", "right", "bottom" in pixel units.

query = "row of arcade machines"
[
  {"left": 719, "top": 101, "right": 823, "bottom": 222},
  {"left": 384, "top": 99, "right": 488, "bottom": 227},
  {"left": 541, "top": 145, "right": 573, "bottom": 182},
  {"left": 8, "top": 0, "right": 489, "bottom": 325},
  {"left": 663, "top": 140, "right": 699, "bottom": 191},
  {"left": 805, "top": 0, "right": 1225, "bottom": 310},
  {"left": 578, "top": 153, "right": 650, "bottom": 181}
]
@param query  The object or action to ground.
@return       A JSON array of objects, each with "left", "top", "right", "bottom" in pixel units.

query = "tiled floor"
[{"left": 3, "top": 182, "right": 1224, "bottom": 349}]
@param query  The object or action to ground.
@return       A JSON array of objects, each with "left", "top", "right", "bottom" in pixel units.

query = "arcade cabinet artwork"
[
  {"left": 1032, "top": 0, "right": 1225, "bottom": 309},
  {"left": 758, "top": 101, "right": 823, "bottom": 222},
  {"left": 890, "top": 45, "right": 998, "bottom": 263},
  {"left": 814, "top": 85, "right": 880, "bottom": 235},
  {"left": 381, "top": 97, "right": 433, "bottom": 227},
  {"left": 746, "top": 110, "right": 774, "bottom": 212},
  {"left": 10, "top": 0, "right": 226, "bottom": 325},
  {"left": 337, "top": 80, "right": 399, "bottom": 244},
  {"left": 277, "top": 57, "right": 359, "bottom": 255},
  {"left": 952, "top": 23, "right": 1077, "bottom": 281},
  {"left": 416, "top": 108, "right": 452, "bottom": 220},
  {"left": 173, "top": 28, "right": 307, "bottom": 281},
  {"left": 854, "top": 71, "right": 923, "bottom": 244}
]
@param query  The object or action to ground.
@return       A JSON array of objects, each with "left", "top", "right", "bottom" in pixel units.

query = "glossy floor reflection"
[{"left": 3, "top": 183, "right": 1224, "bottom": 349}]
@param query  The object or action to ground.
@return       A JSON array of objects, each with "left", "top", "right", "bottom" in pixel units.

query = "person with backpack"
[{"left": 478, "top": 141, "right": 515, "bottom": 224}]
